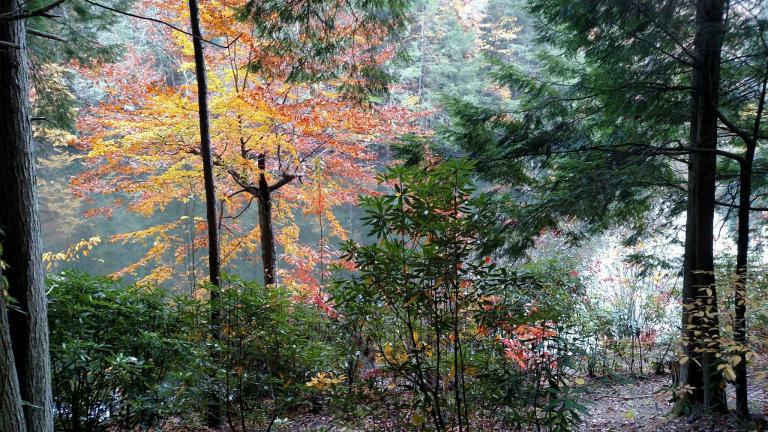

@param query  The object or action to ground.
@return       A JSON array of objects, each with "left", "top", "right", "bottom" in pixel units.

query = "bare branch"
[
  {"left": 268, "top": 174, "right": 296, "bottom": 192},
  {"left": 717, "top": 110, "right": 754, "bottom": 146},
  {"left": 28, "top": 28, "right": 67, "bottom": 42},
  {"left": 0, "top": 39, "right": 21, "bottom": 49},
  {"left": 715, "top": 200, "right": 768, "bottom": 212}
]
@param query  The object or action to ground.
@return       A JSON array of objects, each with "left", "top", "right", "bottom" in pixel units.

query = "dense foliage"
[
  {"left": 47, "top": 271, "right": 342, "bottom": 431},
  {"left": 2, "top": 0, "right": 767, "bottom": 430}
]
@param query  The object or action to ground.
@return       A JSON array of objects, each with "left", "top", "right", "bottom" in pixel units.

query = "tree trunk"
[
  {"left": 680, "top": 0, "right": 726, "bottom": 411},
  {"left": 733, "top": 162, "right": 752, "bottom": 417},
  {"left": 732, "top": 70, "right": 766, "bottom": 419},
  {"left": 257, "top": 153, "right": 277, "bottom": 285},
  {"left": 187, "top": 0, "right": 223, "bottom": 426},
  {"left": 734, "top": 159, "right": 751, "bottom": 418},
  {"left": 0, "top": 1, "right": 54, "bottom": 429},
  {"left": 1, "top": 285, "right": 27, "bottom": 432}
]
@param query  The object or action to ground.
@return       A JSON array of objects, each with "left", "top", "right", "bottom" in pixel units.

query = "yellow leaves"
[
  {"left": 729, "top": 355, "right": 742, "bottom": 367},
  {"left": 718, "top": 363, "right": 737, "bottom": 381},
  {"left": 42, "top": 236, "right": 102, "bottom": 271},
  {"left": 403, "top": 94, "right": 421, "bottom": 108},
  {"left": 172, "top": 30, "right": 195, "bottom": 57},
  {"left": 410, "top": 413, "right": 425, "bottom": 426},
  {"left": 383, "top": 342, "right": 409, "bottom": 365},
  {"left": 305, "top": 372, "right": 346, "bottom": 390},
  {"left": 111, "top": 223, "right": 179, "bottom": 244},
  {"left": 674, "top": 384, "right": 697, "bottom": 399},
  {"left": 72, "top": 0, "right": 413, "bottom": 289},
  {"left": 140, "top": 264, "right": 175, "bottom": 285}
]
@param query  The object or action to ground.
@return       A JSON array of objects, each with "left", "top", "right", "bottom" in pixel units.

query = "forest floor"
[
  {"left": 579, "top": 370, "right": 767, "bottom": 431},
  {"left": 144, "top": 369, "right": 768, "bottom": 431},
  {"left": 285, "top": 372, "right": 768, "bottom": 431}
]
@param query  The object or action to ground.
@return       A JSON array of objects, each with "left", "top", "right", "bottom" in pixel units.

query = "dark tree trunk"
[
  {"left": 680, "top": 0, "right": 726, "bottom": 411},
  {"left": 731, "top": 69, "right": 766, "bottom": 419},
  {"left": 734, "top": 159, "right": 751, "bottom": 418},
  {"left": 1, "top": 284, "right": 27, "bottom": 432},
  {"left": 257, "top": 153, "right": 277, "bottom": 285},
  {"left": 187, "top": 0, "right": 222, "bottom": 426},
  {"left": 0, "top": 0, "right": 54, "bottom": 429}
]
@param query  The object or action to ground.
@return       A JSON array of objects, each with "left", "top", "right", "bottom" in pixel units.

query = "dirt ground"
[{"left": 579, "top": 371, "right": 767, "bottom": 431}]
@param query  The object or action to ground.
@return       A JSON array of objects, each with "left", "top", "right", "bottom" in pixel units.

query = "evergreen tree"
[
  {"left": 445, "top": 0, "right": 767, "bottom": 412},
  {"left": 1, "top": 0, "right": 53, "bottom": 428}
]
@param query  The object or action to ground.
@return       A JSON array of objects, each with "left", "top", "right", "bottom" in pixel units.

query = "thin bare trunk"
[
  {"left": 257, "top": 153, "right": 276, "bottom": 285},
  {"left": 186, "top": 0, "right": 223, "bottom": 425}
]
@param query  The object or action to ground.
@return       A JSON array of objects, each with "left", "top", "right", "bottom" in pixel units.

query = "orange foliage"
[
  {"left": 501, "top": 323, "right": 558, "bottom": 370},
  {"left": 73, "top": 0, "right": 420, "bottom": 289}
]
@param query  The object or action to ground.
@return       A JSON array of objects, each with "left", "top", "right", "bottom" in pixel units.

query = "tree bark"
[
  {"left": 257, "top": 153, "right": 277, "bottom": 286},
  {"left": 1, "top": 285, "right": 27, "bottom": 432},
  {"left": 731, "top": 68, "right": 766, "bottom": 419},
  {"left": 187, "top": 0, "right": 222, "bottom": 426},
  {"left": 0, "top": 0, "right": 54, "bottom": 429},
  {"left": 734, "top": 158, "right": 751, "bottom": 418},
  {"left": 680, "top": 0, "right": 726, "bottom": 412}
]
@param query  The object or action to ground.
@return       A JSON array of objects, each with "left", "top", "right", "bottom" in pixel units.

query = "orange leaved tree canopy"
[{"left": 73, "top": 0, "right": 419, "bottom": 296}]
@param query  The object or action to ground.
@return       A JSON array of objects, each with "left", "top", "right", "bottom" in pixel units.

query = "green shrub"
[
  {"left": 205, "top": 278, "right": 342, "bottom": 428},
  {"left": 48, "top": 271, "right": 204, "bottom": 431},
  {"left": 330, "top": 161, "right": 585, "bottom": 431},
  {"left": 48, "top": 271, "right": 341, "bottom": 431}
]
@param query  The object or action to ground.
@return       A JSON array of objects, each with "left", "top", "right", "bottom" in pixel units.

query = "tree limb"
[
  {"left": 717, "top": 110, "right": 755, "bottom": 146},
  {"left": 715, "top": 200, "right": 768, "bottom": 212},
  {"left": 269, "top": 174, "right": 296, "bottom": 192},
  {"left": 0, "top": 0, "right": 65, "bottom": 21},
  {"left": 0, "top": 39, "right": 21, "bottom": 48},
  {"left": 28, "top": 28, "right": 67, "bottom": 42}
]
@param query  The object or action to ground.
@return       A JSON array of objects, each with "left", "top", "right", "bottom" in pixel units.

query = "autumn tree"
[{"left": 73, "top": 0, "right": 415, "bottom": 295}]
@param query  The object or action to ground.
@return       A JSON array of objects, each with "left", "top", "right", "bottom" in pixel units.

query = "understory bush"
[
  {"left": 329, "top": 161, "right": 586, "bottom": 431},
  {"left": 47, "top": 271, "right": 340, "bottom": 431},
  {"left": 48, "top": 271, "right": 202, "bottom": 431},
  {"left": 571, "top": 248, "right": 678, "bottom": 378},
  {"left": 205, "top": 279, "right": 342, "bottom": 429}
]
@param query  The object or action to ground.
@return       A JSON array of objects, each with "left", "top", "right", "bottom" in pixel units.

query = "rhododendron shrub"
[{"left": 330, "top": 160, "right": 585, "bottom": 431}]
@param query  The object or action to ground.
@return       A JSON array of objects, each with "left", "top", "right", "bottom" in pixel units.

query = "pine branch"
[{"left": 0, "top": 0, "right": 65, "bottom": 21}]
